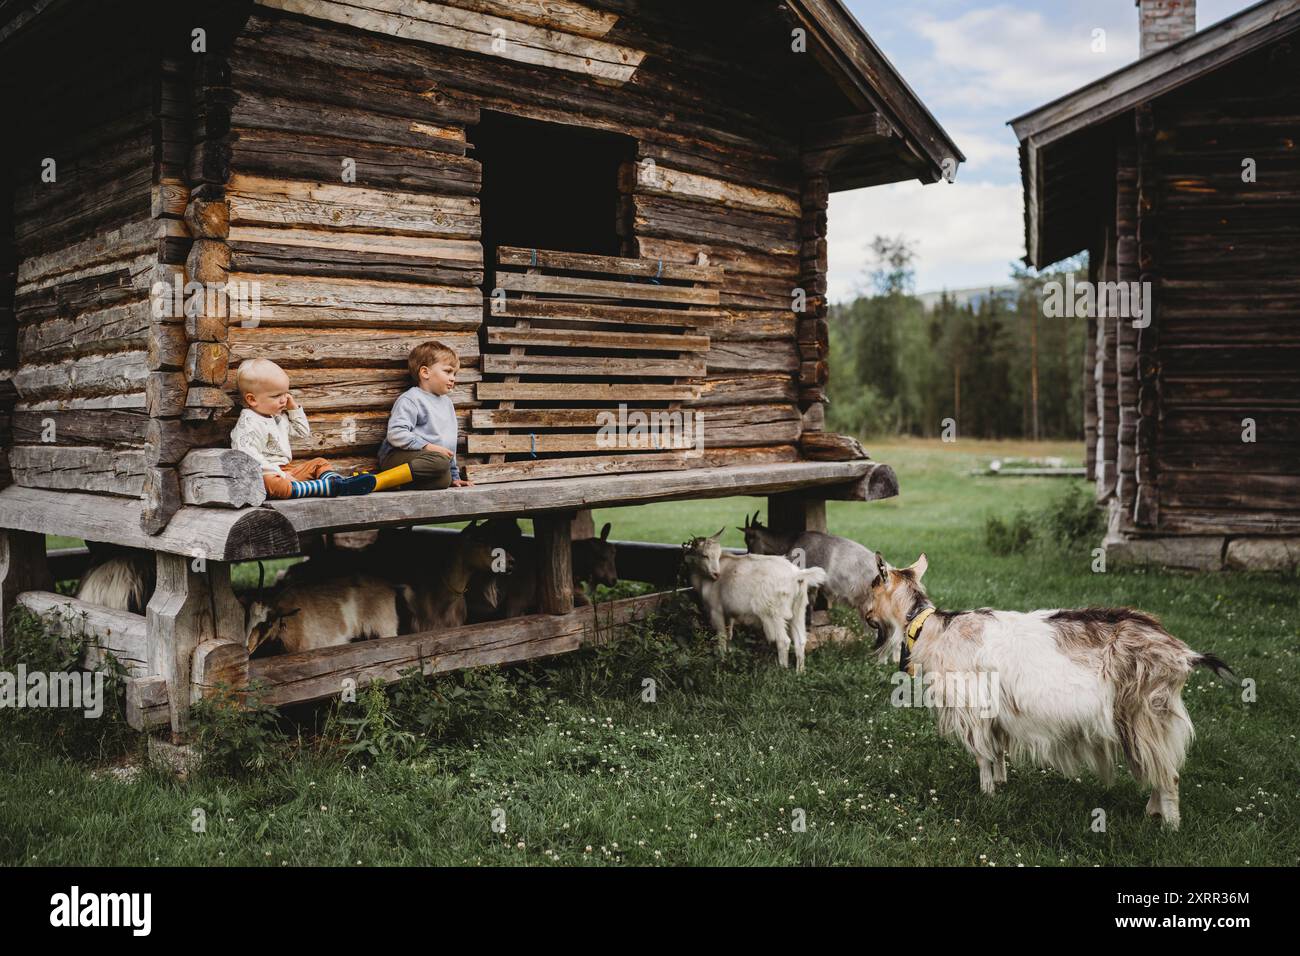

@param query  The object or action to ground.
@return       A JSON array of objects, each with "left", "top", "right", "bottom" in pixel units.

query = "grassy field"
[{"left": 2, "top": 438, "right": 1296, "bottom": 867}]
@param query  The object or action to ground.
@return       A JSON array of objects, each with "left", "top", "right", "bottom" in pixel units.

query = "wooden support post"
[
  {"left": 534, "top": 512, "right": 574, "bottom": 615},
  {"left": 0, "top": 529, "right": 52, "bottom": 652},
  {"left": 145, "top": 553, "right": 245, "bottom": 737},
  {"left": 767, "top": 492, "right": 827, "bottom": 535}
]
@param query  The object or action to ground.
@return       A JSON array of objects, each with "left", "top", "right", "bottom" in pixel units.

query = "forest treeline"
[{"left": 826, "top": 237, "right": 1088, "bottom": 441}]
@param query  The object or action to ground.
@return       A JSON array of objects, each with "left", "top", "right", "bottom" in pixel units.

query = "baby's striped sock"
[{"left": 289, "top": 477, "right": 339, "bottom": 498}]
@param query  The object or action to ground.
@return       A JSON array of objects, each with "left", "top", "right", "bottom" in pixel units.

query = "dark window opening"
[{"left": 469, "top": 110, "right": 635, "bottom": 292}]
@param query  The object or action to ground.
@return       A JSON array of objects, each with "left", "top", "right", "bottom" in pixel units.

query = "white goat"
[
  {"left": 868, "top": 552, "right": 1238, "bottom": 829},
  {"left": 740, "top": 512, "right": 881, "bottom": 638},
  {"left": 246, "top": 573, "right": 399, "bottom": 655},
  {"left": 682, "top": 527, "right": 827, "bottom": 673},
  {"left": 75, "top": 547, "right": 154, "bottom": 614}
]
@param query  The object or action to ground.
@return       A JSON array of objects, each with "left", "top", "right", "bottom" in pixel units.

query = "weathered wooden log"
[
  {"left": 15, "top": 590, "right": 148, "bottom": 677},
  {"left": 266, "top": 459, "right": 879, "bottom": 536},
  {"left": 800, "top": 432, "right": 867, "bottom": 462},
  {"left": 12, "top": 408, "right": 148, "bottom": 447},
  {"left": 534, "top": 513, "right": 575, "bottom": 615},
  {"left": 141, "top": 466, "right": 183, "bottom": 535},
  {"left": 687, "top": 373, "right": 796, "bottom": 406},
  {"left": 126, "top": 675, "right": 170, "bottom": 731},
  {"left": 147, "top": 323, "right": 189, "bottom": 371},
  {"left": 815, "top": 462, "right": 900, "bottom": 502},
  {"left": 185, "top": 239, "right": 231, "bottom": 285},
  {"left": 17, "top": 352, "right": 148, "bottom": 403},
  {"left": 227, "top": 327, "right": 479, "bottom": 368},
  {"left": 227, "top": 174, "right": 480, "bottom": 237},
  {"left": 9, "top": 445, "right": 146, "bottom": 496},
  {"left": 257, "top": 0, "right": 645, "bottom": 83},
  {"left": 185, "top": 342, "right": 231, "bottom": 386},
  {"left": 18, "top": 298, "right": 156, "bottom": 361},
  {"left": 146, "top": 371, "right": 187, "bottom": 416},
  {"left": 184, "top": 308, "right": 230, "bottom": 343},
  {"left": 146, "top": 554, "right": 245, "bottom": 734},
  {"left": 245, "top": 588, "right": 682, "bottom": 709},
  {"left": 152, "top": 178, "right": 189, "bottom": 219},
  {"left": 178, "top": 449, "right": 267, "bottom": 508},
  {"left": 467, "top": 451, "right": 690, "bottom": 484},
  {"left": 0, "top": 486, "right": 297, "bottom": 561},
  {"left": 145, "top": 417, "right": 230, "bottom": 467},
  {"left": 183, "top": 198, "right": 230, "bottom": 239},
  {"left": 192, "top": 639, "right": 249, "bottom": 701}
]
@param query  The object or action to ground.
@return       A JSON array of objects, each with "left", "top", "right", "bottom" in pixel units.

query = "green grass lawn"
[{"left": 2, "top": 438, "right": 1296, "bottom": 866}]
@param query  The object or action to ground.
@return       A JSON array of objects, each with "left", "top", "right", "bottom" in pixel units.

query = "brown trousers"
[
  {"left": 262, "top": 457, "right": 334, "bottom": 499},
  {"left": 377, "top": 448, "right": 452, "bottom": 491}
]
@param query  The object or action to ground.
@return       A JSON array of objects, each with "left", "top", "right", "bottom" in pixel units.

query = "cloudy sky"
[{"left": 829, "top": 0, "right": 1260, "bottom": 302}]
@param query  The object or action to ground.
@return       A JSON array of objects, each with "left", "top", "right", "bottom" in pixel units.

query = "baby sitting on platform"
[{"left": 230, "top": 358, "right": 412, "bottom": 499}]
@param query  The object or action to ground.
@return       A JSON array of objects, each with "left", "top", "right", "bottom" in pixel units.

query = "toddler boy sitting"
[{"left": 376, "top": 340, "right": 473, "bottom": 490}]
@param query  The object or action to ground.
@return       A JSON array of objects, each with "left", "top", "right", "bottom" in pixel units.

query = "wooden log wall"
[
  {"left": 1095, "top": 223, "right": 1117, "bottom": 502},
  {"left": 797, "top": 172, "right": 830, "bottom": 433},
  {"left": 188, "top": 0, "right": 820, "bottom": 477},
  {"left": 6, "top": 40, "right": 166, "bottom": 504},
  {"left": 1083, "top": 244, "right": 1098, "bottom": 484},
  {"left": 3, "top": 0, "right": 873, "bottom": 512},
  {"left": 1137, "top": 40, "right": 1300, "bottom": 534},
  {"left": 1133, "top": 103, "right": 1160, "bottom": 529},
  {"left": 468, "top": 245, "right": 721, "bottom": 483},
  {"left": 0, "top": 151, "right": 14, "bottom": 489},
  {"left": 1114, "top": 136, "right": 1139, "bottom": 529}
]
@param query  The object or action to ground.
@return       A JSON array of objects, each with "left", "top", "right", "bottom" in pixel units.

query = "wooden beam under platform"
[
  {"left": 235, "top": 588, "right": 688, "bottom": 709},
  {"left": 0, "top": 460, "right": 899, "bottom": 562}
]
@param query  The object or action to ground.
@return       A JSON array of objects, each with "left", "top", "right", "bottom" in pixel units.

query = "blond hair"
[{"left": 407, "top": 340, "right": 459, "bottom": 385}]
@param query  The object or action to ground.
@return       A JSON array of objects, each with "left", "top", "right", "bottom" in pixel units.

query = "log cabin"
[
  {"left": 1012, "top": 0, "right": 1300, "bottom": 571},
  {"left": 0, "top": 0, "right": 961, "bottom": 735}
]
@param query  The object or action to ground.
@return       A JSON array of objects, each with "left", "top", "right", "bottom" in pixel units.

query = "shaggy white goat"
[
  {"left": 682, "top": 527, "right": 827, "bottom": 673},
  {"left": 868, "top": 552, "right": 1238, "bottom": 829},
  {"left": 75, "top": 547, "right": 154, "bottom": 614}
]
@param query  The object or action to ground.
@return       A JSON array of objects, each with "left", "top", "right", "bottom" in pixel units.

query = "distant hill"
[{"left": 916, "top": 284, "right": 1018, "bottom": 313}]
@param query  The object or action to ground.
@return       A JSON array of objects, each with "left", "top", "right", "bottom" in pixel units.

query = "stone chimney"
[{"left": 1136, "top": 0, "right": 1197, "bottom": 56}]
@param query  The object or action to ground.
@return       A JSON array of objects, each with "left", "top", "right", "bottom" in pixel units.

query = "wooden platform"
[{"left": 0, "top": 459, "right": 897, "bottom": 560}]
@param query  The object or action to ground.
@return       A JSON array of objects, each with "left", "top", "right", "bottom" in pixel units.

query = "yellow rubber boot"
[{"left": 372, "top": 462, "right": 414, "bottom": 492}]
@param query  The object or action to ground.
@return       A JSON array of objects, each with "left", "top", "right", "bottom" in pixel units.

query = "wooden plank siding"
[
  {"left": 6, "top": 35, "right": 165, "bottom": 503},
  {"left": 1142, "top": 40, "right": 1300, "bottom": 534},
  {"left": 193, "top": 0, "right": 822, "bottom": 477},
  {"left": 0, "top": 0, "right": 901, "bottom": 515}
]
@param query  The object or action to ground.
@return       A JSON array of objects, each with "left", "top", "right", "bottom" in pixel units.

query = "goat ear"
[
  {"left": 600, "top": 522, "right": 610, "bottom": 541},
  {"left": 910, "top": 553, "right": 928, "bottom": 579}
]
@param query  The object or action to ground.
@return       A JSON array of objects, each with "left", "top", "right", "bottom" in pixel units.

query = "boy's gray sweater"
[{"left": 378, "top": 386, "right": 459, "bottom": 480}]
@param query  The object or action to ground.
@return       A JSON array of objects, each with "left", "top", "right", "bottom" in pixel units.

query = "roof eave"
[
  {"left": 1011, "top": 0, "right": 1300, "bottom": 150},
  {"left": 787, "top": 0, "right": 964, "bottom": 188}
]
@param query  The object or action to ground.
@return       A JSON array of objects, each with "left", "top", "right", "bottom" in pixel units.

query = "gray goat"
[{"left": 739, "top": 511, "right": 882, "bottom": 637}]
